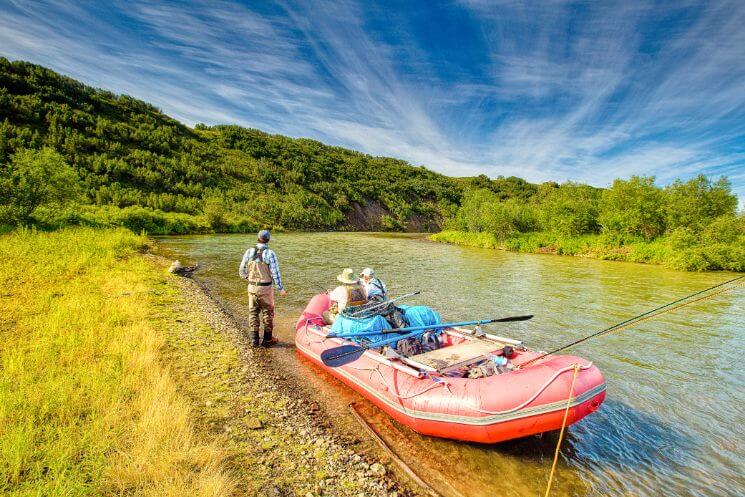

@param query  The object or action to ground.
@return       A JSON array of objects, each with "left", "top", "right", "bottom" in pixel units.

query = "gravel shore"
[{"left": 156, "top": 260, "right": 412, "bottom": 497}]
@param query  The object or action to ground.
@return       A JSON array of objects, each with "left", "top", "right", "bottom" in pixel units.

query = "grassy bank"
[
  {"left": 430, "top": 230, "right": 745, "bottom": 271},
  {"left": 0, "top": 228, "right": 233, "bottom": 496},
  {"left": 0, "top": 227, "right": 401, "bottom": 497}
]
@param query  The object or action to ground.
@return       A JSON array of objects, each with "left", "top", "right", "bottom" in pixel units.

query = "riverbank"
[
  {"left": 430, "top": 230, "right": 745, "bottom": 271},
  {"left": 0, "top": 228, "right": 404, "bottom": 497}
]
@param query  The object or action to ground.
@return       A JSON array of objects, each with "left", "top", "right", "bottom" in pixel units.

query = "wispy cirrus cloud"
[{"left": 0, "top": 0, "right": 743, "bottom": 201}]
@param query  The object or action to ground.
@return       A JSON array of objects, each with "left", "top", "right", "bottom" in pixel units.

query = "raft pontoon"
[{"left": 295, "top": 293, "right": 605, "bottom": 444}]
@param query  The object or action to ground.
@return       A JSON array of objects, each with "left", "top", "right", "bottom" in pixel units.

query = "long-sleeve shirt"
[
  {"left": 363, "top": 277, "right": 387, "bottom": 299},
  {"left": 239, "top": 243, "right": 284, "bottom": 291}
]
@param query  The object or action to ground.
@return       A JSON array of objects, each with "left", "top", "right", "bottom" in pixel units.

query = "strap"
[
  {"left": 249, "top": 281, "right": 272, "bottom": 286},
  {"left": 371, "top": 279, "right": 385, "bottom": 294},
  {"left": 250, "top": 245, "right": 267, "bottom": 262}
]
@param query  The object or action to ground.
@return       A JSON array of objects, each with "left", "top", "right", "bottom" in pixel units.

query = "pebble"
[
  {"left": 245, "top": 418, "right": 263, "bottom": 430},
  {"left": 370, "top": 463, "right": 386, "bottom": 476}
]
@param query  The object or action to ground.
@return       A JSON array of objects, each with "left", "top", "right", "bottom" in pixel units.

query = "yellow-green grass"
[{"left": 0, "top": 228, "right": 233, "bottom": 496}]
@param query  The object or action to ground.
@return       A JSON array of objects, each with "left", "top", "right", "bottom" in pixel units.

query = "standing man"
[{"left": 239, "top": 229, "right": 287, "bottom": 347}]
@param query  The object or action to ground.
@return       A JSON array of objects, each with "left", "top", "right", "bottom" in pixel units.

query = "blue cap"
[{"left": 258, "top": 229, "right": 271, "bottom": 242}]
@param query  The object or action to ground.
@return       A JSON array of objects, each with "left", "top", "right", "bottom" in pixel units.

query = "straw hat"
[{"left": 336, "top": 268, "right": 359, "bottom": 285}]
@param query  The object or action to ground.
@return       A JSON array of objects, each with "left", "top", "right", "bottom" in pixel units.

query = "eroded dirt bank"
[{"left": 151, "top": 256, "right": 415, "bottom": 497}]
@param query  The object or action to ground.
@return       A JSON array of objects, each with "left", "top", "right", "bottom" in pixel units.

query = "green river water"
[{"left": 156, "top": 232, "right": 744, "bottom": 497}]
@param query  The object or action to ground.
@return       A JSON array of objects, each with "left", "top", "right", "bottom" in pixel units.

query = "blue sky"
[{"left": 1, "top": 0, "right": 743, "bottom": 201}]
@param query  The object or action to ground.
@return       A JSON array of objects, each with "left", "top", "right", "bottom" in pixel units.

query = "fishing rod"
[
  {"left": 329, "top": 314, "right": 534, "bottom": 338},
  {"left": 346, "top": 291, "right": 421, "bottom": 317},
  {"left": 520, "top": 274, "right": 744, "bottom": 368},
  {"left": 322, "top": 315, "right": 534, "bottom": 367}
]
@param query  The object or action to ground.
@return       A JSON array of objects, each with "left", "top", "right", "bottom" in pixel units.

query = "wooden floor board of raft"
[{"left": 412, "top": 339, "right": 503, "bottom": 370}]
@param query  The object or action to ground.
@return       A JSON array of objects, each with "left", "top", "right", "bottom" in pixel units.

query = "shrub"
[
  {"left": 665, "top": 175, "right": 737, "bottom": 231},
  {"left": 537, "top": 182, "right": 601, "bottom": 236},
  {"left": 599, "top": 176, "right": 666, "bottom": 240},
  {"left": 0, "top": 147, "right": 81, "bottom": 225}
]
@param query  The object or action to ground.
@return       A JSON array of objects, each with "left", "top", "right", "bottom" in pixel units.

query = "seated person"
[
  {"left": 324, "top": 268, "right": 367, "bottom": 323},
  {"left": 360, "top": 267, "right": 387, "bottom": 302}
]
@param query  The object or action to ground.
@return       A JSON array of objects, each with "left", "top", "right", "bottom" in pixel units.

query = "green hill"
[
  {"left": 0, "top": 57, "right": 474, "bottom": 233},
  {"left": 1, "top": 57, "right": 742, "bottom": 271}
]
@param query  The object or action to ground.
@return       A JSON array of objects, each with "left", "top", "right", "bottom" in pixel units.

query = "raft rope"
[
  {"left": 521, "top": 275, "right": 744, "bottom": 368},
  {"left": 349, "top": 364, "right": 446, "bottom": 399},
  {"left": 544, "top": 363, "right": 580, "bottom": 497},
  {"left": 454, "top": 362, "right": 593, "bottom": 415},
  {"left": 303, "top": 318, "right": 333, "bottom": 344}
]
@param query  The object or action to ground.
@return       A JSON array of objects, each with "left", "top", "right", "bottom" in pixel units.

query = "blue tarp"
[
  {"left": 331, "top": 305, "right": 443, "bottom": 347},
  {"left": 330, "top": 314, "right": 389, "bottom": 343},
  {"left": 398, "top": 305, "right": 442, "bottom": 330}
]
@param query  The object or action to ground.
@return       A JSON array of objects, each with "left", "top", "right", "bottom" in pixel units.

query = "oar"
[
  {"left": 346, "top": 291, "right": 421, "bottom": 317},
  {"left": 321, "top": 315, "right": 533, "bottom": 367}
]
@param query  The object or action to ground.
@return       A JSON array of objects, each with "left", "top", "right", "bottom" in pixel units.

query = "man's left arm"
[{"left": 266, "top": 250, "right": 285, "bottom": 292}]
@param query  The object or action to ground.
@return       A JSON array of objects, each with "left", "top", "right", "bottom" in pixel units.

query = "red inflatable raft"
[{"left": 295, "top": 294, "right": 606, "bottom": 444}]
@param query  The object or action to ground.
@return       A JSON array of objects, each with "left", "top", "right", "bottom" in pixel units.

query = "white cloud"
[{"left": 0, "top": 0, "right": 742, "bottom": 204}]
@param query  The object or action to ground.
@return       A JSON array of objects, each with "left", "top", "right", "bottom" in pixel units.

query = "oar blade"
[
  {"left": 491, "top": 314, "right": 533, "bottom": 323},
  {"left": 321, "top": 344, "right": 365, "bottom": 367}
]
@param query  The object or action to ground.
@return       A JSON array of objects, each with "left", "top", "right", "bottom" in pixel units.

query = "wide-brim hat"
[
  {"left": 360, "top": 267, "right": 375, "bottom": 277},
  {"left": 337, "top": 268, "right": 359, "bottom": 285}
]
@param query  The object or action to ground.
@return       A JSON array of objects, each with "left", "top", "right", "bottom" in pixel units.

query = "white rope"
[
  {"left": 348, "top": 364, "right": 446, "bottom": 400},
  {"left": 458, "top": 362, "right": 593, "bottom": 415},
  {"left": 302, "top": 319, "right": 331, "bottom": 344}
]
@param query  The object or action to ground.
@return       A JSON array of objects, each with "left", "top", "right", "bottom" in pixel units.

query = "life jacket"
[
  {"left": 345, "top": 284, "right": 367, "bottom": 307},
  {"left": 247, "top": 245, "right": 273, "bottom": 286}
]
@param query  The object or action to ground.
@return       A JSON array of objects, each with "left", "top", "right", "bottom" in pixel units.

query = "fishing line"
[{"left": 520, "top": 275, "right": 744, "bottom": 368}]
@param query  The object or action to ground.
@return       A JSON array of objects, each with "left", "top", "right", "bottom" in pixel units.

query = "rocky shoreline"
[{"left": 155, "top": 257, "right": 414, "bottom": 496}]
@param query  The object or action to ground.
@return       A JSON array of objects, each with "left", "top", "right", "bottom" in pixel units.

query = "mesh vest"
[
  {"left": 247, "top": 246, "right": 273, "bottom": 285},
  {"left": 346, "top": 284, "right": 367, "bottom": 307}
]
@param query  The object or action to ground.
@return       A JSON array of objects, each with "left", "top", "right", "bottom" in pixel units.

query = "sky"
[{"left": 1, "top": 0, "right": 743, "bottom": 201}]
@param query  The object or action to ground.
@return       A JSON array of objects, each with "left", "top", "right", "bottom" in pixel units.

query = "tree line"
[
  {"left": 438, "top": 176, "right": 743, "bottom": 271},
  {"left": 1, "top": 58, "right": 742, "bottom": 270}
]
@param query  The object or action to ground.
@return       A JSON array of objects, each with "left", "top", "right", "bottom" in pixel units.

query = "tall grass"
[{"left": 0, "top": 228, "right": 233, "bottom": 496}]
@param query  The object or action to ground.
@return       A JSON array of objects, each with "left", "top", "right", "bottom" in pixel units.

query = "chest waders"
[{"left": 246, "top": 245, "right": 275, "bottom": 347}]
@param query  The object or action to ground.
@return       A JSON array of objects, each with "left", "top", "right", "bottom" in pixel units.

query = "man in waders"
[{"left": 239, "top": 229, "right": 287, "bottom": 347}]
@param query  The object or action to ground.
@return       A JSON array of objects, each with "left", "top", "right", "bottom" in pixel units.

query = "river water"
[{"left": 156, "top": 232, "right": 744, "bottom": 497}]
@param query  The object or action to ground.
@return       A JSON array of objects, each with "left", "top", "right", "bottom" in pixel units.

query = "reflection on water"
[{"left": 156, "top": 232, "right": 744, "bottom": 497}]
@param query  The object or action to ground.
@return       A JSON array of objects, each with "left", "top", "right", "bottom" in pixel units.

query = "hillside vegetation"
[
  {"left": 0, "top": 58, "right": 461, "bottom": 233},
  {"left": 1, "top": 58, "right": 742, "bottom": 270},
  {"left": 433, "top": 177, "right": 744, "bottom": 271}
]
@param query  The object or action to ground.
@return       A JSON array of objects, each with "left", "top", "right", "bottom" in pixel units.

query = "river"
[{"left": 156, "top": 232, "right": 744, "bottom": 497}]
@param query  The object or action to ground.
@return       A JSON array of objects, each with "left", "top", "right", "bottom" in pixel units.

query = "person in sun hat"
[
  {"left": 360, "top": 267, "right": 387, "bottom": 302},
  {"left": 239, "top": 229, "right": 288, "bottom": 347},
  {"left": 326, "top": 268, "right": 367, "bottom": 323}
]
